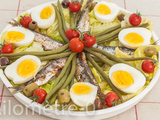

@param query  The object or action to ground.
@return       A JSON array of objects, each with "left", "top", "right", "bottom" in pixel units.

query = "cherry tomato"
[
  {"left": 33, "top": 88, "right": 47, "bottom": 104},
  {"left": 82, "top": 33, "right": 96, "bottom": 47},
  {"left": 142, "top": 59, "right": 155, "bottom": 73},
  {"left": 69, "top": 38, "right": 84, "bottom": 53},
  {"left": 129, "top": 12, "right": 142, "bottom": 26},
  {"left": 65, "top": 28, "right": 80, "bottom": 40},
  {"left": 105, "top": 92, "right": 119, "bottom": 107},
  {"left": 1, "top": 43, "right": 14, "bottom": 54},
  {"left": 69, "top": 1, "right": 81, "bottom": 12},
  {"left": 20, "top": 16, "right": 32, "bottom": 28}
]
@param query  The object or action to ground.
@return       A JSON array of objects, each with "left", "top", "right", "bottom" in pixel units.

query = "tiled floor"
[{"left": 0, "top": 0, "right": 160, "bottom": 120}]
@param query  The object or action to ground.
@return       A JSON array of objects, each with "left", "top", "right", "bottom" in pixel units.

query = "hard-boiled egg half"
[
  {"left": 31, "top": 4, "right": 55, "bottom": 29},
  {"left": 118, "top": 28, "right": 152, "bottom": 49},
  {"left": 5, "top": 55, "right": 41, "bottom": 84},
  {"left": 5, "top": 27, "right": 35, "bottom": 47},
  {"left": 109, "top": 63, "right": 146, "bottom": 93},
  {"left": 70, "top": 82, "right": 97, "bottom": 107},
  {"left": 94, "top": 1, "right": 120, "bottom": 23}
]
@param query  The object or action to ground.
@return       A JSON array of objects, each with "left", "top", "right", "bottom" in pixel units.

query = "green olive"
[
  {"left": 144, "top": 46, "right": 157, "bottom": 57},
  {"left": 58, "top": 89, "right": 70, "bottom": 104},
  {"left": 23, "top": 83, "right": 38, "bottom": 97}
]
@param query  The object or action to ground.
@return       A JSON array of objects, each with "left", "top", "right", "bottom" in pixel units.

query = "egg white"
[
  {"left": 4, "top": 55, "right": 41, "bottom": 84},
  {"left": 31, "top": 4, "right": 55, "bottom": 29},
  {"left": 5, "top": 27, "right": 35, "bottom": 47},
  {"left": 118, "top": 27, "right": 152, "bottom": 49},
  {"left": 109, "top": 63, "right": 146, "bottom": 93},
  {"left": 94, "top": 1, "right": 120, "bottom": 23},
  {"left": 70, "top": 82, "right": 97, "bottom": 107}
]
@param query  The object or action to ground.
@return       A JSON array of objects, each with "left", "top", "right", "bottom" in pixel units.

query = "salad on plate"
[{"left": 0, "top": 0, "right": 160, "bottom": 112}]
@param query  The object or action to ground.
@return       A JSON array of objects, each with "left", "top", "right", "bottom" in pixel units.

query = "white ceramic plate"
[{"left": 0, "top": 1, "right": 160, "bottom": 120}]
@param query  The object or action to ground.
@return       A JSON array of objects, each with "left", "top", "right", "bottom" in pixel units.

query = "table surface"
[{"left": 0, "top": 0, "right": 160, "bottom": 120}]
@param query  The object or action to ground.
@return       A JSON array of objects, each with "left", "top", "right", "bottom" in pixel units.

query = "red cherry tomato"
[
  {"left": 105, "top": 92, "right": 119, "bottom": 107},
  {"left": 69, "top": 1, "right": 81, "bottom": 12},
  {"left": 33, "top": 88, "right": 47, "bottom": 104},
  {"left": 129, "top": 12, "right": 142, "bottom": 26},
  {"left": 1, "top": 43, "right": 14, "bottom": 54},
  {"left": 65, "top": 28, "right": 80, "bottom": 40},
  {"left": 20, "top": 16, "right": 32, "bottom": 28},
  {"left": 69, "top": 38, "right": 84, "bottom": 53},
  {"left": 82, "top": 33, "right": 96, "bottom": 47},
  {"left": 142, "top": 59, "right": 155, "bottom": 73}
]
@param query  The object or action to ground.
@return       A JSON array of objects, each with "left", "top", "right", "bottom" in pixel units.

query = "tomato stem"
[
  {"left": 30, "top": 92, "right": 40, "bottom": 103},
  {"left": 111, "top": 98, "right": 119, "bottom": 106},
  {"left": 71, "top": 0, "right": 80, "bottom": 4},
  {"left": 136, "top": 10, "right": 141, "bottom": 16},
  {"left": 152, "top": 59, "right": 157, "bottom": 66}
]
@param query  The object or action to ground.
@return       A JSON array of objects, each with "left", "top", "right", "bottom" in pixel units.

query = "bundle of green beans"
[
  {"left": 0, "top": 44, "right": 69, "bottom": 58},
  {"left": 86, "top": 53, "right": 123, "bottom": 102},
  {"left": 96, "top": 23, "right": 149, "bottom": 44},
  {"left": 52, "top": 3, "right": 69, "bottom": 43},
  {"left": 89, "top": 47, "right": 148, "bottom": 76},
  {"left": 44, "top": 53, "right": 77, "bottom": 105}
]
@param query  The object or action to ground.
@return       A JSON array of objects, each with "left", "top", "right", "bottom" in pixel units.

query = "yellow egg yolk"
[
  {"left": 5, "top": 31, "right": 25, "bottom": 43},
  {"left": 111, "top": 70, "right": 134, "bottom": 89},
  {"left": 96, "top": 4, "right": 111, "bottom": 15},
  {"left": 40, "top": 6, "right": 54, "bottom": 19},
  {"left": 71, "top": 83, "right": 93, "bottom": 95},
  {"left": 17, "top": 59, "right": 39, "bottom": 78},
  {"left": 124, "top": 33, "right": 144, "bottom": 46}
]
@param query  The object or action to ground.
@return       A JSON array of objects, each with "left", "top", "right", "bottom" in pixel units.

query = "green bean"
[
  {"left": 69, "top": 78, "right": 74, "bottom": 89},
  {"left": 86, "top": 53, "right": 123, "bottom": 102},
  {"left": 57, "top": 0, "right": 67, "bottom": 31},
  {"left": 64, "top": 48, "right": 71, "bottom": 52},
  {"left": 84, "top": 48, "right": 115, "bottom": 66},
  {"left": 88, "top": 60, "right": 104, "bottom": 67},
  {"left": 75, "top": 11, "right": 81, "bottom": 27},
  {"left": 121, "top": 57, "right": 156, "bottom": 61},
  {"left": 49, "top": 94, "right": 57, "bottom": 105},
  {"left": 70, "top": 11, "right": 76, "bottom": 28},
  {"left": 39, "top": 51, "right": 72, "bottom": 61},
  {"left": 0, "top": 66, "right": 7, "bottom": 69},
  {"left": 0, "top": 44, "right": 69, "bottom": 58},
  {"left": 96, "top": 23, "right": 149, "bottom": 43},
  {"left": 91, "top": 57, "right": 106, "bottom": 66},
  {"left": 97, "top": 35, "right": 118, "bottom": 44},
  {"left": 8, "top": 56, "right": 20, "bottom": 60},
  {"left": 52, "top": 4, "right": 69, "bottom": 43},
  {"left": 49, "top": 64, "right": 71, "bottom": 105},
  {"left": 97, "top": 62, "right": 104, "bottom": 66},
  {"left": 95, "top": 24, "right": 121, "bottom": 37},
  {"left": 45, "top": 53, "right": 76, "bottom": 103},
  {"left": 92, "top": 57, "right": 102, "bottom": 63}
]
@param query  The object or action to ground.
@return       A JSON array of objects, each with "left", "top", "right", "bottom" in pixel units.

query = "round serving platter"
[{"left": 0, "top": 1, "right": 160, "bottom": 120}]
